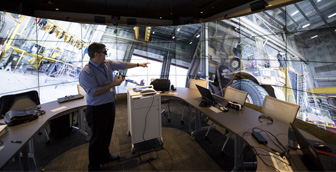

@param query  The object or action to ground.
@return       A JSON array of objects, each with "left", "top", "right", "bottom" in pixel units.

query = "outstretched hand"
[{"left": 139, "top": 62, "right": 149, "bottom": 67}]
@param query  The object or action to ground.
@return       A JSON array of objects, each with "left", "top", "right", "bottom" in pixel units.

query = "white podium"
[{"left": 127, "top": 85, "right": 163, "bottom": 153}]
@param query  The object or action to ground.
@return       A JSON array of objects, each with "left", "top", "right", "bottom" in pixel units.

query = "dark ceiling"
[{"left": 2, "top": 0, "right": 255, "bottom": 22}]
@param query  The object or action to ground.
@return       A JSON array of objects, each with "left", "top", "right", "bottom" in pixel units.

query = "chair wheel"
[
  {"left": 205, "top": 136, "right": 209, "bottom": 140},
  {"left": 181, "top": 120, "right": 184, "bottom": 125},
  {"left": 168, "top": 119, "right": 171, "bottom": 122},
  {"left": 45, "top": 140, "right": 50, "bottom": 144}
]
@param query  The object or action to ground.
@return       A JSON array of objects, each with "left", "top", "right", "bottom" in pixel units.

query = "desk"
[
  {"left": 0, "top": 98, "right": 87, "bottom": 170},
  {"left": 161, "top": 88, "right": 309, "bottom": 171},
  {"left": 0, "top": 88, "right": 313, "bottom": 171}
]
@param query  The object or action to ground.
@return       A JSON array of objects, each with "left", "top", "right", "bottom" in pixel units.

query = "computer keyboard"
[
  {"left": 57, "top": 94, "right": 84, "bottom": 103},
  {"left": 214, "top": 96, "right": 225, "bottom": 104},
  {"left": 269, "top": 152, "right": 292, "bottom": 172}
]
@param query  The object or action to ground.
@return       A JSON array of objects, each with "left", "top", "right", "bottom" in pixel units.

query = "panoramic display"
[{"left": 0, "top": 0, "right": 335, "bottom": 133}]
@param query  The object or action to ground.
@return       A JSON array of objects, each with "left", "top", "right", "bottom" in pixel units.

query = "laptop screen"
[
  {"left": 196, "top": 84, "right": 216, "bottom": 104},
  {"left": 290, "top": 123, "right": 325, "bottom": 171}
]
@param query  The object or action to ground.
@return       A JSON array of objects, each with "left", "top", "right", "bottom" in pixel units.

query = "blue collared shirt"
[{"left": 79, "top": 59, "right": 126, "bottom": 106}]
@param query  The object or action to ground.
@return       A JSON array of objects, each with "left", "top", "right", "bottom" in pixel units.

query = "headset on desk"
[{"left": 227, "top": 101, "right": 243, "bottom": 111}]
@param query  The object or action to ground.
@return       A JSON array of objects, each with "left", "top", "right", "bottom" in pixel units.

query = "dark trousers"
[{"left": 86, "top": 102, "right": 115, "bottom": 170}]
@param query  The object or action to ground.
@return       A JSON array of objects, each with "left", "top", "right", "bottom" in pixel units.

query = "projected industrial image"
[{"left": 0, "top": 0, "right": 335, "bottom": 133}]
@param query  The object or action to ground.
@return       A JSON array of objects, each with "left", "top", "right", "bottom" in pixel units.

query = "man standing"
[{"left": 79, "top": 42, "right": 148, "bottom": 171}]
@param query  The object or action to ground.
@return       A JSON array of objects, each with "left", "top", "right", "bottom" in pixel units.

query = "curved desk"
[
  {"left": 0, "top": 97, "right": 87, "bottom": 170},
  {"left": 161, "top": 88, "right": 305, "bottom": 171},
  {"left": 1, "top": 88, "right": 308, "bottom": 171}
]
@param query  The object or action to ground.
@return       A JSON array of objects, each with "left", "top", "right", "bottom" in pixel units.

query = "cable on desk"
[
  {"left": 251, "top": 127, "right": 299, "bottom": 169},
  {"left": 249, "top": 145, "right": 282, "bottom": 172},
  {"left": 243, "top": 127, "right": 297, "bottom": 170},
  {"left": 252, "top": 127, "right": 286, "bottom": 153}
]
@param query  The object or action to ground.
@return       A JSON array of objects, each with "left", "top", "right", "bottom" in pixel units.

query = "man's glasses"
[{"left": 99, "top": 49, "right": 108, "bottom": 55}]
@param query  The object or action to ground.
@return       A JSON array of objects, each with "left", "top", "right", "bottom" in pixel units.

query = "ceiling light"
[
  {"left": 196, "top": 34, "right": 200, "bottom": 38},
  {"left": 302, "top": 24, "right": 310, "bottom": 28},
  {"left": 311, "top": 35, "right": 318, "bottom": 39},
  {"left": 160, "top": 17, "right": 162, "bottom": 19},
  {"left": 291, "top": 11, "right": 299, "bottom": 16},
  {"left": 328, "top": 13, "right": 336, "bottom": 18},
  {"left": 200, "top": 11, "right": 203, "bottom": 14},
  {"left": 55, "top": 8, "right": 59, "bottom": 11}
]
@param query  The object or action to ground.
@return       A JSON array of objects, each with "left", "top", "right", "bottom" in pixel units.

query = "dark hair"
[{"left": 87, "top": 42, "right": 105, "bottom": 59}]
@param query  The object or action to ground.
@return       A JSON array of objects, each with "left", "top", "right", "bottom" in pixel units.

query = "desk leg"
[
  {"left": 190, "top": 110, "right": 198, "bottom": 140},
  {"left": 28, "top": 139, "right": 37, "bottom": 167},
  {"left": 21, "top": 143, "right": 29, "bottom": 171},
  {"left": 188, "top": 105, "right": 193, "bottom": 134},
  {"left": 233, "top": 134, "right": 244, "bottom": 171},
  {"left": 73, "top": 108, "right": 89, "bottom": 141},
  {"left": 233, "top": 135, "right": 257, "bottom": 171}
]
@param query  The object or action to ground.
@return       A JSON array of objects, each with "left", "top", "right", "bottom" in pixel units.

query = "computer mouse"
[{"left": 313, "top": 143, "right": 333, "bottom": 153}]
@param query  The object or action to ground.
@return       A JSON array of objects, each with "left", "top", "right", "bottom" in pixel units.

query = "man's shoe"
[
  {"left": 88, "top": 164, "right": 101, "bottom": 171},
  {"left": 102, "top": 154, "right": 119, "bottom": 163}
]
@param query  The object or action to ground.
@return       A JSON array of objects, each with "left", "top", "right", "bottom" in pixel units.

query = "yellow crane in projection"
[{"left": 0, "top": 13, "right": 88, "bottom": 70}]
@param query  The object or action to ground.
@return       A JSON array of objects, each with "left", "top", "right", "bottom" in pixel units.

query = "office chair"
[
  {"left": 261, "top": 96, "right": 300, "bottom": 124},
  {"left": 223, "top": 87, "right": 248, "bottom": 105},
  {"left": 189, "top": 78, "right": 208, "bottom": 89},
  {"left": 77, "top": 84, "right": 86, "bottom": 96},
  {"left": 181, "top": 79, "right": 208, "bottom": 124},
  {"left": 204, "top": 87, "right": 248, "bottom": 153},
  {"left": 0, "top": 90, "right": 45, "bottom": 167}
]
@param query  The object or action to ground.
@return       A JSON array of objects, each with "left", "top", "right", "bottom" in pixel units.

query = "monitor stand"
[{"left": 199, "top": 100, "right": 213, "bottom": 107}]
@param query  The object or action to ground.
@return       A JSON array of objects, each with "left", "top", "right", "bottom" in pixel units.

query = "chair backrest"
[
  {"left": 0, "top": 90, "right": 40, "bottom": 116},
  {"left": 261, "top": 96, "right": 300, "bottom": 124},
  {"left": 77, "top": 84, "right": 86, "bottom": 96},
  {"left": 224, "top": 86, "right": 248, "bottom": 105},
  {"left": 189, "top": 79, "right": 208, "bottom": 89}
]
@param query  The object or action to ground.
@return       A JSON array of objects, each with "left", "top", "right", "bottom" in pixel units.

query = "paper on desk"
[
  {"left": 208, "top": 106, "right": 222, "bottom": 113},
  {"left": 168, "top": 92, "right": 178, "bottom": 95},
  {"left": 51, "top": 106, "right": 67, "bottom": 112}
]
